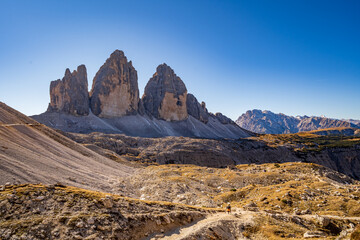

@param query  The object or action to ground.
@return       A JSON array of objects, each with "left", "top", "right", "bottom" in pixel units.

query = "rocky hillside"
[
  {"left": 236, "top": 109, "right": 360, "bottom": 134},
  {"left": 0, "top": 102, "right": 133, "bottom": 192},
  {"left": 63, "top": 129, "right": 360, "bottom": 180},
  {"left": 0, "top": 184, "right": 215, "bottom": 240},
  {"left": 2, "top": 163, "right": 360, "bottom": 239},
  {"left": 32, "top": 50, "right": 249, "bottom": 139}
]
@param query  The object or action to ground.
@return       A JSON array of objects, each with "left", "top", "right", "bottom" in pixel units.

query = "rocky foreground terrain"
[
  {"left": 236, "top": 109, "right": 360, "bottom": 134},
  {"left": 2, "top": 163, "right": 360, "bottom": 239}
]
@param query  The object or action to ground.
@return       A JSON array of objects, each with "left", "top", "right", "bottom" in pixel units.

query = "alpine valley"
[{"left": 1, "top": 50, "right": 360, "bottom": 240}]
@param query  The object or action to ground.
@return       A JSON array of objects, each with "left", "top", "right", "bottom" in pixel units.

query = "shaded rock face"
[
  {"left": 142, "top": 64, "right": 188, "bottom": 121},
  {"left": 186, "top": 94, "right": 209, "bottom": 124},
  {"left": 214, "top": 112, "right": 234, "bottom": 124},
  {"left": 47, "top": 65, "right": 89, "bottom": 116},
  {"left": 90, "top": 50, "right": 139, "bottom": 118}
]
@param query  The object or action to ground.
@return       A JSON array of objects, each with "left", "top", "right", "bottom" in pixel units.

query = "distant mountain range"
[{"left": 236, "top": 109, "right": 360, "bottom": 134}]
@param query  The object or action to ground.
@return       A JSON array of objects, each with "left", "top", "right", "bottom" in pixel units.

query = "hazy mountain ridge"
[{"left": 236, "top": 109, "right": 360, "bottom": 134}]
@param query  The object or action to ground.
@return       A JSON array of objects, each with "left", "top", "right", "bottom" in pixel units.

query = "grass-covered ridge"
[
  {"left": 255, "top": 127, "right": 360, "bottom": 152},
  {"left": 0, "top": 183, "right": 217, "bottom": 239}
]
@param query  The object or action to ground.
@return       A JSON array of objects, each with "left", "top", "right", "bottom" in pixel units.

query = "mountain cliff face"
[
  {"left": 33, "top": 50, "right": 249, "bottom": 139},
  {"left": 90, "top": 50, "right": 139, "bottom": 118},
  {"left": 236, "top": 109, "right": 359, "bottom": 134},
  {"left": 142, "top": 64, "right": 188, "bottom": 121},
  {"left": 47, "top": 65, "right": 89, "bottom": 116},
  {"left": 186, "top": 94, "right": 209, "bottom": 124}
]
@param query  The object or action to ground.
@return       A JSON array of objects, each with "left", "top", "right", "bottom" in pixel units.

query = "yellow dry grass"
[{"left": 141, "top": 162, "right": 360, "bottom": 217}]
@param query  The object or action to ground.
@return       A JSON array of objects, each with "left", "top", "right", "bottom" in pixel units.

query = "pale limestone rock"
[{"left": 90, "top": 50, "right": 139, "bottom": 118}]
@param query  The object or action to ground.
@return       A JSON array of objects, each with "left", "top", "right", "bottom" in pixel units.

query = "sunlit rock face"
[
  {"left": 90, "top": 50, "right": 139, "bottom": 118},
  {"left": 142, "top": 64, "right": 188, "bottom": 121},
  {"left": 47, "top": 65, "right": 89, "bottom": 116}
]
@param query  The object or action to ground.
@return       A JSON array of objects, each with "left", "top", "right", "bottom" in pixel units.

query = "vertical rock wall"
[
  {"left": 90, "top": 50, "right": 139, "bottom": 118},
  {"left": 142, "top": 64, "right": 188, "bottom": 121},
  {"left": 47, "top": 65, "right": 89, "bottom": 116}
]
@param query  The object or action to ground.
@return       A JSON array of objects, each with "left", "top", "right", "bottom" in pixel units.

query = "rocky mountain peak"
[
  {"left": 90, "top": 50, "right": 139, "bottom": 118},
  {"left": 47, "top": 64, "right": 89, "bottom": 116},
  {"left": 142, "top": 64, "right": 188, "bottom": 121},
  {"left": 110, "top": 49, "right": 125, "bottom": 58},
  {"left": 64, "top": 68, "right": 72, "bottom": 78},
  {"left": 42, "top": 50, "right": 247, "bottom": 138}
]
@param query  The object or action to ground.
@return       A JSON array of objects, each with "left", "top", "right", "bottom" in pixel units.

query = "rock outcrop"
[
  {"left": 236, "top": 109, "right": 359, "bottom": 134},
  {"left": 90, "top": 50, "right": 139, "bottom": 118},
  {"left": 47, "top": 65, "right": 89, "bottom": 116},
  {"left": 213, "top": 112, "right": 234, "bottom": 124},
  {"left": 38, "top": 50, "right": 251, "bottom": 139},
  {"left": 186, "top": 94, "right": 209, "bottom": 124},
  {"left": 142, "top": 64, "right": 188, "bottom": 121}
]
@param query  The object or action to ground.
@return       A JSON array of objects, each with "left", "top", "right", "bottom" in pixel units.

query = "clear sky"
[{"left": 0, "top": 0, "right": 359, "bottom": 120}]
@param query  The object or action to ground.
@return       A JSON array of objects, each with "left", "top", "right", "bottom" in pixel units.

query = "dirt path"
[
  {"left": 150, "top": 209, "right": 255, "bottom": 240},
  {"left": 0, "top": 123, "right": 41, "bottom": 127},
  {"left": 149, "top": 208, "right": 360, "bottom": 240}
]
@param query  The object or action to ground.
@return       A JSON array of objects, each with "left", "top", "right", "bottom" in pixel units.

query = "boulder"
[
  {"left": 303, "top": 231, "right": 326, "bottom": 238},
  {"left": 47, "top": 65, "right": 89, "bottom": 116},
  {"left": 142, "top": 64, "right": 188, "bottom": 121},
  {"left": 317, "top": 216, "right": 330, "bottom": 227},
  {"left": 90, "top": 50, "right": 139, "bottom": 118},
  {"left": 243, "top": 202, "right": 258, "bottom": 211}
]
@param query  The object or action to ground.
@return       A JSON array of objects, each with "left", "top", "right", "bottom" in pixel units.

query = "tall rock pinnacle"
[
  {"left": 142, "top": 64, "right": 188, "bottom": 121},
  {"left": 47, "top": 65, "right": 89, "bottom": 116},
  {"left": 90, "top": 50, "right": 139, "bottom": 118},
  {"left": 186, "top": 94, "right": 209, "bottom": 124}
]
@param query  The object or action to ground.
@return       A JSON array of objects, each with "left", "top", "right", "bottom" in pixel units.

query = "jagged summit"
[
  {"left": 33, "top": 50, "right": 251, "bottom": 139},
  {"left": 110, "top": 49, "right": 125, "bottom": 57},
  {"left": 47, "top": 64, "right": 89, "bottom": 116},
  {"left": 142, "top": 63, "right": 188, "bottom": 121},
  {"left": 90, "top": 50, "right": 139, "bottom": 118}
]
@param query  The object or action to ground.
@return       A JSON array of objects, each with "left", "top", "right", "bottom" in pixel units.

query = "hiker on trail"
[{"left": 226, "top": 202, "right": 231, "bottom": 214}]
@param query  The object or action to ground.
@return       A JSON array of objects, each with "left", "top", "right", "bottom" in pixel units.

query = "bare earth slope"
[
  {"left": 32, "top": 111, "right": 251, "bottom": 139},
  {"left": 0, "top": 102, "right": 134, "bottom": 192}
]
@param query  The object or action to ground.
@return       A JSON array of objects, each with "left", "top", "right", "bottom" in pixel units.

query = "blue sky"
[{"left": 0, "top": 0, "right": 359, "bottom": 120}]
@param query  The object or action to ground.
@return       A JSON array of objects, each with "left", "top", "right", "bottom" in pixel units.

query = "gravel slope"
[{"left": 0, "top": 102, "right": 134, "bottom": 193}]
